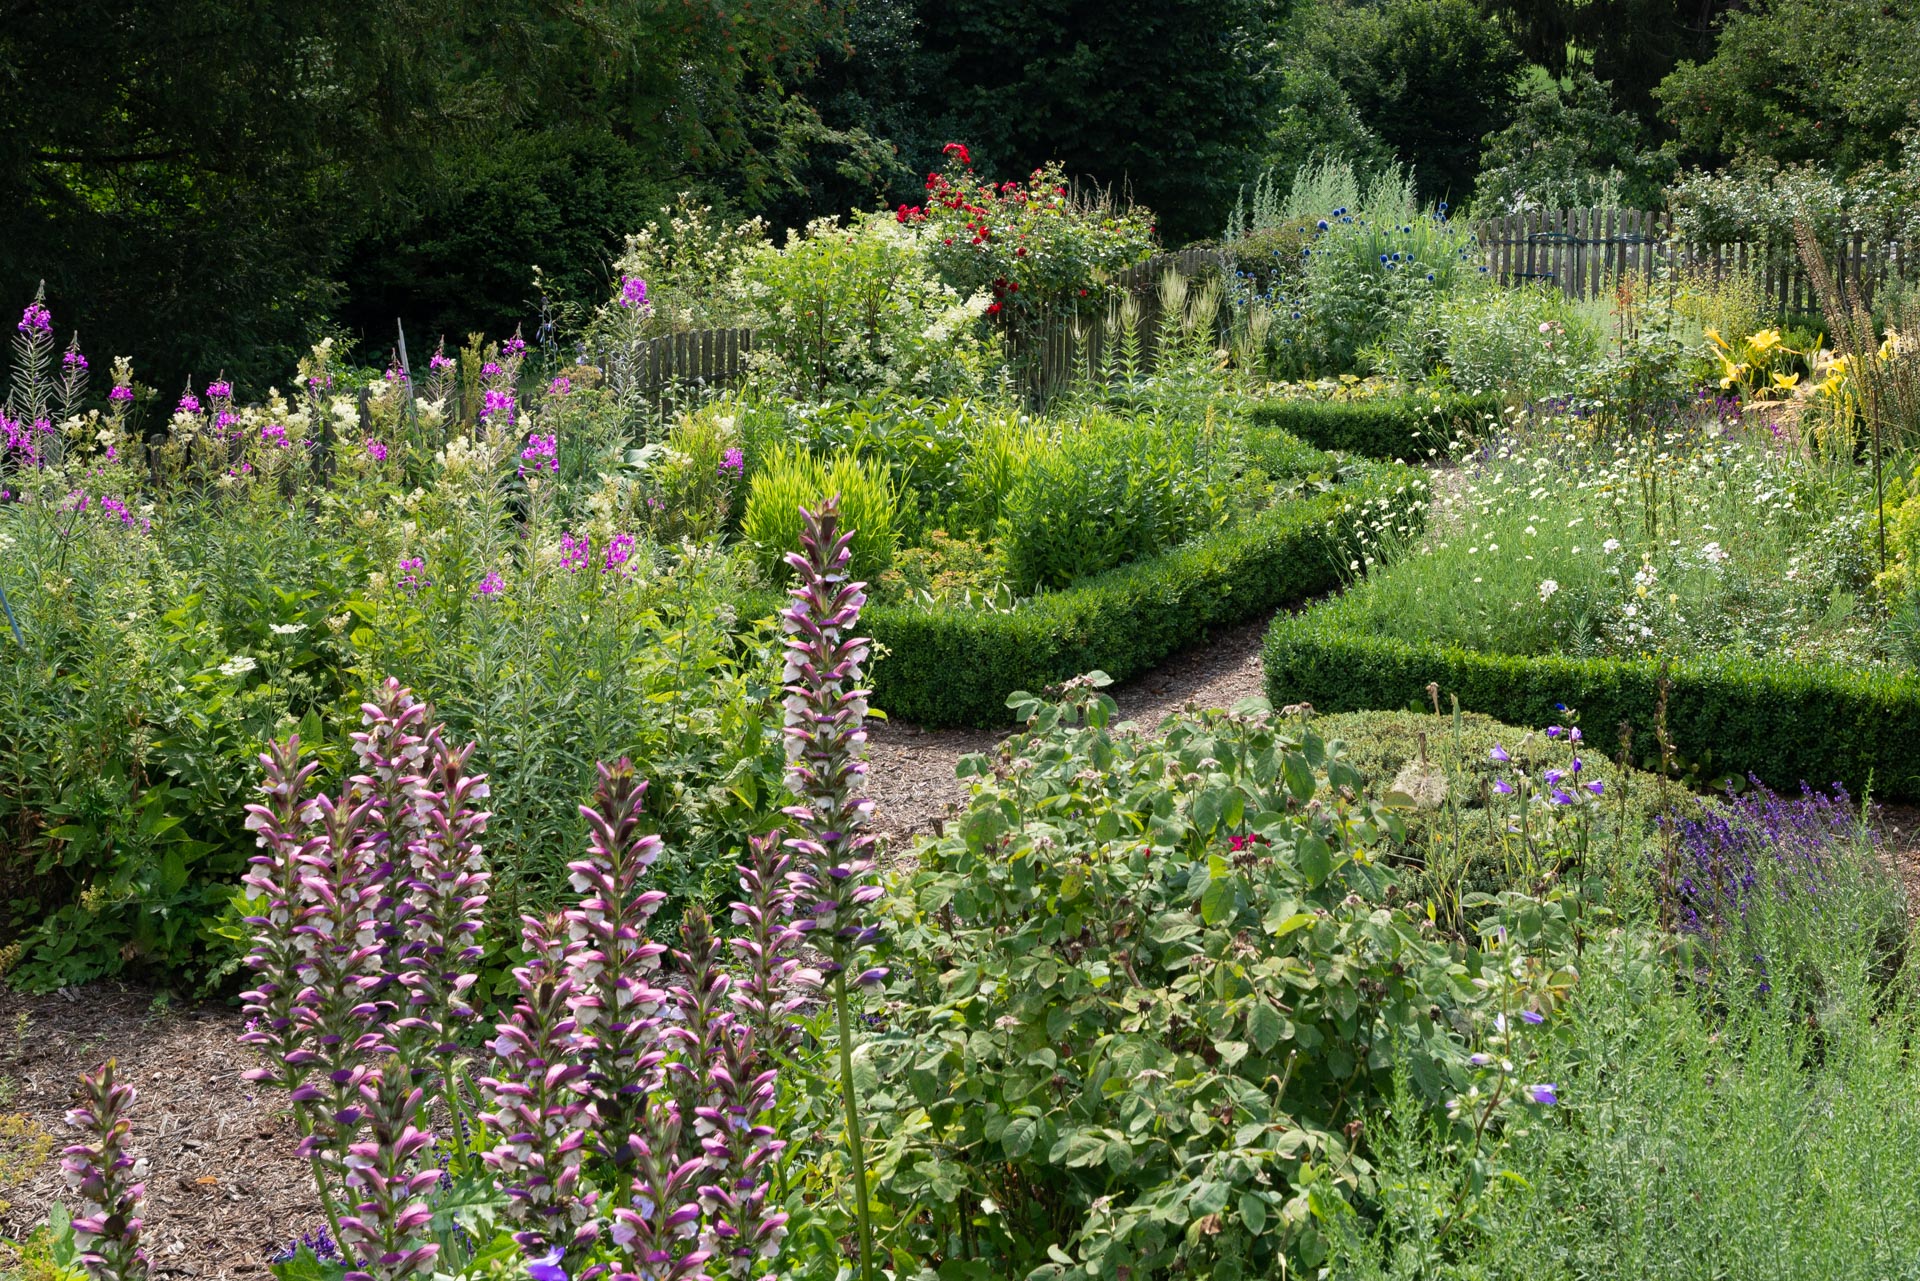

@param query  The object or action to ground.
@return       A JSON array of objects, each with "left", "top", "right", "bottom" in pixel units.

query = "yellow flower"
[
  {"left": 1770, "top": 371, "right": 1801, "bottom": 392},
  {"left": 1747, "top": 328, "right": 1782, "bottom": 355}
]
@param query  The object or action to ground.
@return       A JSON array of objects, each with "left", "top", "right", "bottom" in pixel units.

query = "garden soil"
[{"left": 0, "top": 615, "right": 1276, "bottom": 1276}]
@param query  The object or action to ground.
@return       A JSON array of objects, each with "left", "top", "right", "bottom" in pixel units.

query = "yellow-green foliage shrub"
[{"left": 742, "top": 446, "right": 899, "bottom": 583}]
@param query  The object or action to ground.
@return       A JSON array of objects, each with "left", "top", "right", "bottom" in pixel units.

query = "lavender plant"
[{"left": 59, "top": 1062, "right": 148, "bottom": 1281}]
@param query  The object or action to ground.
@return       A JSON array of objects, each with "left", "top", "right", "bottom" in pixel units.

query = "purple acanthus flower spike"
[
  {"left": 394, "top": 727, "right": 492, "bottom": 1056},
  {"left": 480, "top": 914, "right": 597, "bottom": 1255},
  {"left": 727, "top": 832, "right": 810, "bottom": 1047},
  {"left": 566, "top": 761, "right": 671, "bottom": 1163},
  {"left": 335, "top": 1068, "right": 441, "bottom": 1281},
  {"left": 239, "top": 737, "right": 326, "bottom": 1093},
  {"left": 608, "top": 1110, "right": 711, "bottom": 1281},
  {"left": 778, "top": 498, "right": 880, "bottom": 977},
  {"left": 60, "top": 1061, "right": 149, "bottom": 1281},
  {"left": 289, "top": 789, "right": 384, "bottom": 1185},
  {"left": 778, "top": 496, "right": 883, "bottom": 1280},
  {"left": 348, "top": 681, "right": 432, "bottom": 1019},
  {"left": 18, "top": 301, "right": 51, "bottom": 334},
  {"left": 662, "top": 908, "right": 731, "bottom": 1162},
  {"left": 695, "top": 1024, "right": 789, "bottom": 1276}
]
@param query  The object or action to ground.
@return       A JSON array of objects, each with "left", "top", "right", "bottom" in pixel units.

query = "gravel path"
[{"left": 868, "top": 613, "right": 1275, "bottom": 848}]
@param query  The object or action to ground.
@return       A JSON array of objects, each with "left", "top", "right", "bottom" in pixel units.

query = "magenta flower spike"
[
  {"left": 239, "top": 736, "right": 325, "bottom": 1092},
  {"left": 60, "top": 1061, "right": 148, "bottom": 1281},
  {"left": 608, "top": 1110, "right": 711, "bottom": 1281},
  {"left": 726, "top": 832, "right": 808, "bottom": 1049},
  {"left": 566, "top": 760, "right": 671, "bottom": 1162},
  {"left": 778, "top": 498, "right": 882, "bottom": 981},
  {"left": 395, "top": 727, "right": 492, "bottom": 1057},
  {"left": 336, "top": 1068, "right": 442, "bottom": 1281},
  {"left": 478, "top": 914, "right": 596, "bottom": 1253}
]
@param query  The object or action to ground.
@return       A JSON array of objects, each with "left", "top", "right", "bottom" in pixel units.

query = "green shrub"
[
  {"left": 998, "top": 412, "right": 1233, "bottom": 593},
  {"left": 1263, "top": 610, "right": 1920, "bottom": 800},
  {"left": 741, "top": 445, "right": 900, "bottom": 583},
  {"left": 1246, "top": 392, "right": 1499, "bottom": 461},
  {"left": 762, "top": 461, "right": 1422, "bottom": 726},
  {"left": 741, "top": 211, "right": 999, "bottom": 398},
  {"left": 863, "top": 682, "right": 1546, "bottom": 1275}
]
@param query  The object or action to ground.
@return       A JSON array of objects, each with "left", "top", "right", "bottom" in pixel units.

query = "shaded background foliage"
[{"left": 4, "top": 0, "right": 1920, "bottom": 395}]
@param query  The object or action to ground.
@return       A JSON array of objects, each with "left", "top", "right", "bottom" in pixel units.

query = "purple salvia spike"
[
  {"left": 335, "top": 1066, "right": 441, "bottom": 1281},
  {"left": 240, "top": 736, "right": 325, "bottom": 1092},
  {"left": 60, "top": 1061, "right": 148, "bottom": 1281},
  {"left": 395, "top": 726, "right": 492, "bottom": 1058},
  {"left": 479, "top": 914, "right": 597, "bottom": 1255},
  {"left": 565, "top": 759, "right": 671, "bottom": 1164},
  {"left": 608, "top": 1107, "right": 712, "bottom": 1281}
]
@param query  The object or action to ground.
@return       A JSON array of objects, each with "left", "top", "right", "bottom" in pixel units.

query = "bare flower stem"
[
  {"left": 833, "top": 971, "right": 876, "bottom": 1281},
  {"left": 295, "top": 1108, "right": 354, "bottom": 1268}
]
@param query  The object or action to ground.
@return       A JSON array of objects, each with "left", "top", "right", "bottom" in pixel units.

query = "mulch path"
[{"left": 0, "top": 614, "right": 1281, "bottom": 1276}]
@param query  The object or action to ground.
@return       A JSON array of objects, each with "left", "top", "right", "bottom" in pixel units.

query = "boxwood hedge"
[
  {"left": 1263, "top": 610, "right": 1920, "bottom": 801},
  {"left": 745, "top": 460, "right": 1422, "bottom": 727},
  {"left": 1246, "top": 392, "right": 1501, "bottom": 461}
]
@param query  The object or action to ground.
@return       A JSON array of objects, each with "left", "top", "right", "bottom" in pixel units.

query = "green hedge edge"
[
  {"left": 1262, "top": 612, "right": 1920, "bottom": 802},
  {"left": 744, "top": 462, "right": 1418, "bottom": 727},
  {"left": 1246, "top": 392, "right": 1502, "bottom": 462}
]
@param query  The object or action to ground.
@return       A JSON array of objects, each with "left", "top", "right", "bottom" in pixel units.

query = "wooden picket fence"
[
  {"left": 1473, "top": 208, "right": 1918, "bottom": 312},
  {"left": 603, "top": 248, "right": 1232, "bottom": 407}
]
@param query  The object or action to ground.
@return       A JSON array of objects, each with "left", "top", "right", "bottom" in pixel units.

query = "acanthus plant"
[{"left": 48, "top": 495, "right": 880, "bottom": 1280}]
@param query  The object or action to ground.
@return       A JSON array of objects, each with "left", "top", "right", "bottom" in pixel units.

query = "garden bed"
[
  {"left": 764, "top": 458, "right": 1424, "bottom": 725},
  {"left": 1264, "top": 584, "right": 1920, "bottom": 801}
]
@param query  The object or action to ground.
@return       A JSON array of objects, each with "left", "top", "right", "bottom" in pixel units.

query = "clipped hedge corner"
[
  {"left": 1247, "top": 392, "right": 1500, "bottom": 462},
  {"left": 1262, "top": 611, "right": 1920, "bottom": 802}
]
